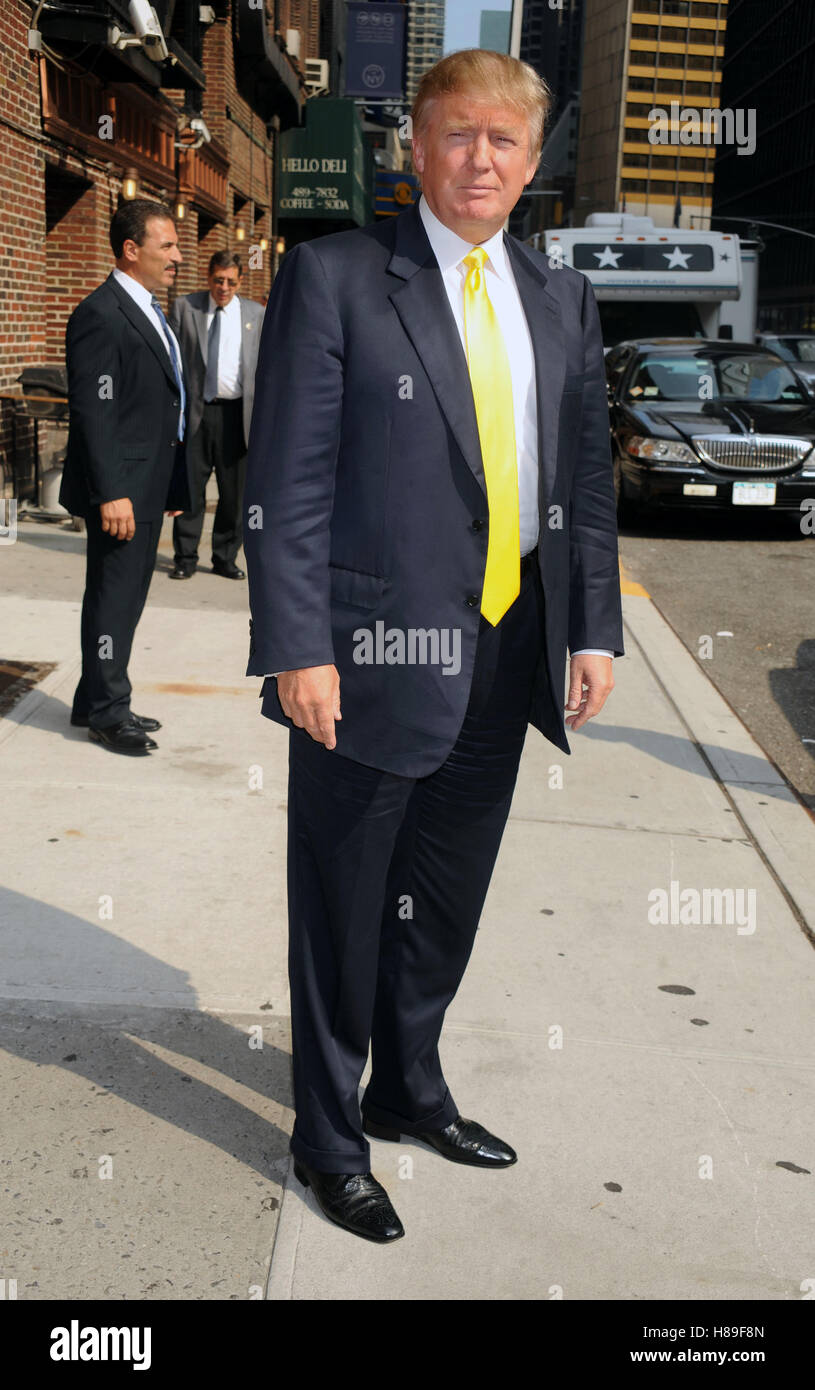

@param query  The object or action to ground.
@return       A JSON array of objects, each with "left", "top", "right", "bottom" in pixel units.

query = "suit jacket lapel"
[
  {"left": 387, "top": 203, "right": 486, "bottom": 499},
  {"left": 237, "top": 296, "right": 254, "bottom": 384},
  {"left": 108, "top": 273, "right": 179, "bottom": 393},
  {"left": 192, "top": 291, "right": 209, "bottom": 367},
  {"left": 503, "top": 234, "right": 566, "bottom": 515}
]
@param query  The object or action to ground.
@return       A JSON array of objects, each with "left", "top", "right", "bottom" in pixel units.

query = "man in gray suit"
[{"left": 168, "top": 250, "right": 263, "bottom": 579}]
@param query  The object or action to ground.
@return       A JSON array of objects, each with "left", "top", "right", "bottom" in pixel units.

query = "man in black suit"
[
  {"left": 244, "top": 51, "right": 624, "bottom": 1242},
  {"left": 61, "top": 199, "right": 191, "bottom": 756},
  {"left": 168, "top": 251, "right": 264, "bottom": 581}
]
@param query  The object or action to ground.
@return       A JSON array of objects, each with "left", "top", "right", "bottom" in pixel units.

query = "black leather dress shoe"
[
  {"left": 293, "top": 1160, "right": 404, "bottom": 1243},
  {"left": 211, "top": 560, "right": 245, "bottom": 579},
  {"left": 362, "top": 1113, "right": 517, "bottom": 1168},
  {"left": 87, "top": 718, "right": 157, "bottom": 756},
  {"left": 72, "top": 712, "right": 161, "bottom": 732},
  {"left": 169, "top": 561, "right": 196, "bottom": 579}
]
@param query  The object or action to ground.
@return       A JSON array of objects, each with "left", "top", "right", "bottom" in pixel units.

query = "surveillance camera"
[
  {"left": 189, "top": 117, "right": 212, "bottom": 144},
  {"left": 128, "top": 0, "right": 169, "bottom": 60}
]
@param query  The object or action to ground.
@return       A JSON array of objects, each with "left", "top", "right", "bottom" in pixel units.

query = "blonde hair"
[{"left": 411, "top": 49, "right": 553, "bottom": 160}]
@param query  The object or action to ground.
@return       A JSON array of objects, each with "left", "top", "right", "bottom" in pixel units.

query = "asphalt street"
[{"left": 618, "top": 506, "right": 815, "bottom": 813}]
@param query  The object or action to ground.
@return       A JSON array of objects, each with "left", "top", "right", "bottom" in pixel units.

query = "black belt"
[
  {"left": 520, "top": 549, "right": 537, "bottom": 576},
  {"left": 204, "top": 396, "right": 242, "bottom": 406}
]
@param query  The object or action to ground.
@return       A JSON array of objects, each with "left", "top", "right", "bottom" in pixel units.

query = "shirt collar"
[
  {"left": 208, "top": 293, "right": 239, "bottom": 316},
  {"left": 112, "top": 267, "right": 157, "bottom": 314},
  {"left": 417, "top": 193, "right": 509, "bottom": 282}
]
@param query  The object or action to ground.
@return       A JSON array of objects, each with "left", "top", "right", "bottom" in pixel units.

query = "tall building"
[
  {"left": 320, "top": 0, "right": 347, "bottom": 96},
  {"left": 713, "top": 0, "right": 815, "bottom": 332},
  {"left": 519, "top": 0, "right": 585, "bottom": 234},
  {"left": 405, "top": 1, "right": 444, "bottom": 105},
  {"left": 575, "top": 0, "right": 729, "bottom": 229},
  {"left": 479, "top": 10, "right": 511, "bottom": 54},
  {"left": 521, "top": 0, "right": 584, "bottom": 124}
]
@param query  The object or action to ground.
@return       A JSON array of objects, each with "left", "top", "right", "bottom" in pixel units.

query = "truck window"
[{"left": 598, "top": 301, "right": 705, "bottom": 349}]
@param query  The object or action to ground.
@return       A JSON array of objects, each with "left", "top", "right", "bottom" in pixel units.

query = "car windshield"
[
  {"left": 779, "top": 337, "right": 815, "bottom": 363},
  {"left": 625, "top": 353, "right": 807, "bottom": 403}
]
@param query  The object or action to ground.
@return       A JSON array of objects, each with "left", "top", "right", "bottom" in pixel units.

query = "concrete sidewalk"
[{"left": 1, "top": 512, "right": 814, "bottom": 1300}]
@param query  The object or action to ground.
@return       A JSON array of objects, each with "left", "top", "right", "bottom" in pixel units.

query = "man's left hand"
[
  {"left": 165, "top": 510, "right": 183, "bottom": 517},
  {"left": 565, "top": 654, "right": 614, "bottom": 732}
]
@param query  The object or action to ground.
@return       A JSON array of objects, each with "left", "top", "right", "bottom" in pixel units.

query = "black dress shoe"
[
  {"left": 87, "top": 718, "right": 157, "bottom": 756},
  {"left": 211, "top": 560, "right": 245, "bottom": 579},
  {"left": 72, "top": 711, "right": 161, "bottom": 732},
  {"left": 362, "top": 1113, "right": 517, "bottom": 1168},
  {"left": 169, "top": 561, "right": 196, "bottom": 579},
  {"left": 292, "top": 1160, "right": 404, "bottom": 1243}
]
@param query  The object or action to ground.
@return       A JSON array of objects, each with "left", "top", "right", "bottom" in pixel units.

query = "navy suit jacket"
[
  {"left": 60, "top": 272, "right": 192, "bottom": 522},
  {"left": 243, "top": 198, "right": 624, "bottom": 776}
]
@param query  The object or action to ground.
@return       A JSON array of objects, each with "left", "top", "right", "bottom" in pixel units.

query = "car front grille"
[{"left": 691, "top": 435, "right": 813, "bottom": 473}]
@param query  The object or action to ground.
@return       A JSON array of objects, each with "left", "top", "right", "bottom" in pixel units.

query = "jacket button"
[
  {"left": 169, "top": 439, "right": 176, "bottom": 447},
  {"left": 471, "top": 518, "right": 485, "bottom": 532},
  {"left": 465, "top": 594, "right": 480, "bottom": 607}
]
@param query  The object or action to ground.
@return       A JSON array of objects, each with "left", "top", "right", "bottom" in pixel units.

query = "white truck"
[{"left": 528, "top": 212, "right": 758, "bottom": 349}]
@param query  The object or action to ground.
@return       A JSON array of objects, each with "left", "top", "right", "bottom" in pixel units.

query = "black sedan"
[{"left": 605, "top": 339, "right": 815, "bottom": 518}]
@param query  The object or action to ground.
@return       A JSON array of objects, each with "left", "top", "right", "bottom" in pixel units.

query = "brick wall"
[
  {"left": 278, "top": 1, "right": 321, "bottom": 63},
  {"left": 196, "top": 9, "right": 281, "bottom": 306},
  {"left": 1, "top": 3, "right": 48, "bottom": 495},
  {"left": 0, "top": 0, "right": 300, "bottom": 496}
]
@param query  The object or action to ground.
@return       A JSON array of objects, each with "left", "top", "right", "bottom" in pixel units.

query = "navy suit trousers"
[
  {"left": 286, "top": 552, "right": 546, "bottom": 1173},
  {"left": 71, "top": 512, "right": 163, "bottom": 728}
]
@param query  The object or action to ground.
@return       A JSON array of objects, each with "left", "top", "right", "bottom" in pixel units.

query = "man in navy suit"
[
  {"left": 61, "top": 199, "right": 191, "bottom": 756},
  {"left": 244, "top": 51, "right": 624, "bottom": 1242}
]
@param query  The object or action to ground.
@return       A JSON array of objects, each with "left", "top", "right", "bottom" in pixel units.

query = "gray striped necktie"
[{"left": 204, "top": 305, "right": 223, "bottom": 402}]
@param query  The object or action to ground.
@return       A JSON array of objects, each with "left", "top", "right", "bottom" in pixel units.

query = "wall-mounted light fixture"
[
  {"left": 235, "top": 226, "right": 245, "bottom": 241},
  {"left": 122, "top": 168, "right": 139, "bottom": 200}
]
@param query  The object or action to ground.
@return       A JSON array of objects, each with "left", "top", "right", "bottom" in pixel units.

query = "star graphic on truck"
[
  {"left": 663, "top": 246, "right": 693, "bottom": 268},
  {"left": 593, "top": 245, "right": 623, "bottom": 267}
]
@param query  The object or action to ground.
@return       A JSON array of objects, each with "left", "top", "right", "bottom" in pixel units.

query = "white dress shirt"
[
  {"left": 264, "top": 199, "right": 613, "bottom": 673},
  {"left": 417, "top": 194, "right": 612, "bottom": 660},
  {"left": 112, "top": 268, "right": 184, "bottom": 439},
  {"left": 206, "top": 293, "right": 243, "bottom": 399}
]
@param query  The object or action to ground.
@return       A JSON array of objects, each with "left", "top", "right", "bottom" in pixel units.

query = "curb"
[
  {"left": 0, "top": 655, "right": 81, "bottom": 749},
  {"left": 622, "top": 591, "right": 815, "bottom": 942},
  {"left": 264, "top": 1156, "right": 305, "bottom": 1300}
]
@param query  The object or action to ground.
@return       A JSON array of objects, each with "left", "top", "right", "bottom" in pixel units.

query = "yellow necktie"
[{"left": 461, "top": 246, "right": 520, "bottom": 626}]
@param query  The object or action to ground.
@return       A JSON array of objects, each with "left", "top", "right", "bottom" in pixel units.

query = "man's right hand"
[
  {"left": 100, "top": 498, "right": 135, "bottom": 541},
  {"left": 277, "top": 665, "right": 341, "bottom": 749}
]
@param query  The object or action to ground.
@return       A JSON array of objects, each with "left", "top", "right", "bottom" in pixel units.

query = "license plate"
[
  {"left": 732, "top": 482, "right": 776, "bottom": 506},
  {"left": 684, "top": 483, "right": 717, "bottom": 496}
]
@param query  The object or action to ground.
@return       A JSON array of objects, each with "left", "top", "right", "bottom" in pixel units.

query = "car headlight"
[{"left": 625, "top": 436, "right": 698, "bottom": 464}]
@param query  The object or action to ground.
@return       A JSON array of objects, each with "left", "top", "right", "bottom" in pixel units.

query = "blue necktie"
[
  {"left": 204, "top": 304, "right": 223, "bottom": 403},
  {"left": 151, "top": 296, "right": 185, "bottom": 441}
]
